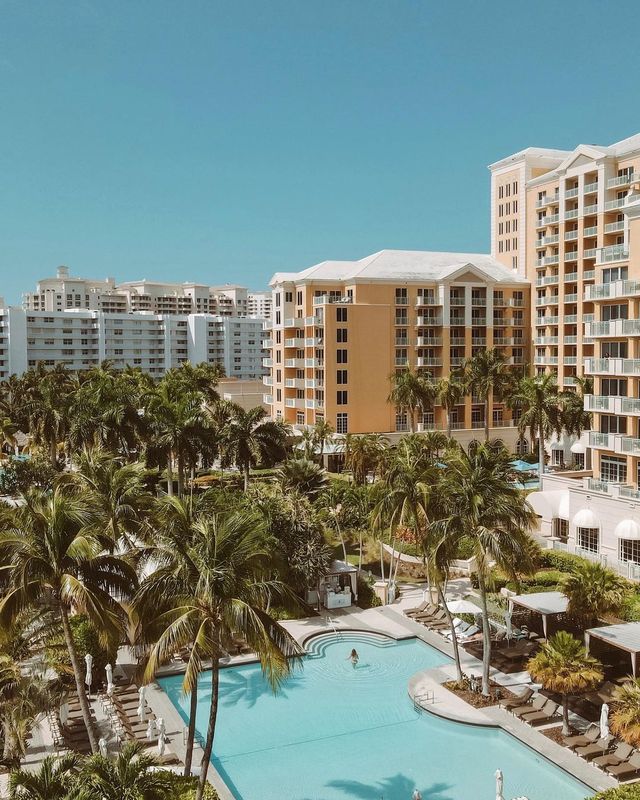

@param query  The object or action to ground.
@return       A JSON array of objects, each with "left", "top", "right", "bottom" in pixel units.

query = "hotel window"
[
  {"left": 285, "top": 291, "right": 293, "bottom": 302},
  {"left": 296, "top": 412, "right": 304, "bottom": 425},
  {"left": 602, "top": 304, "right": 628, "bottom": 321},
  {"left": 276, "top": 389, "right": 282, "bottom": 402},
  {"left": 600, "top": 415, "right": 626, "bottom": 435},
  {"left": 336, "top": 391, "right": 347, "bottom": 405},
  {"left": 395, "top": 412, "right": 409, "bottom": 432},
  {"left": 553, "top": 519, "right": 568, "bottom": 542},
  {"left": 577, "top": 528, "right": 599, "bottom": 554},
  {"left": 336, "top": 413, "right": 348, "bottom": 434},
  {"left": 337, "top": 328, "right": 348, "bottom": 343},
  {"left": 297, "top": 291, "right": 303, "bottom": 305},
  {"left": 601, "top": 341, "right": 628, "bottom": 358},
  {"left": 395, "top": 287, "right": 408, "bottom": 305},
  {"left": 336, "top": 369, "right": 347, "bottom": 385},
  {"left": 336, "top": 307, "right": 348, "bottom": 322},
  {"left": 600, "top": 455, "right": 627, "bottom": 483},
  {"left": 337, "top": 349, "right": 347, "bottom": 364},
  {"left": 620, "top": 540, "right": 640, "bottom": 565}
]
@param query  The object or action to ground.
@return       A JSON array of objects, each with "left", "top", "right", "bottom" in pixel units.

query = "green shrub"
[
  {"left": 539, "top": 549, "right": 588, "bottom": 574},
  {"left": 356, "top": 576, "right": 382, "bottom": 609},
  {"left": 164, "top": 774, "right": 219, "bottom": 799},
  {"left": 455, "top": 536, "right": 475, "bottom": 560},
  {"left": 592, "top": 785, "right": 640, "bottom": 800}
]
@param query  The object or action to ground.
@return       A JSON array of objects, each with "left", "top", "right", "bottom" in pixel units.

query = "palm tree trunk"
[
  {"left": 166, "top": 450, "right": 174, "bottom": 497},
  {"left": 437, "top": 583, "right": 463, "bottom": 681},
  {"left": 379, "top": 540, "right": 385, "bottom": 582},
  {"left": 60, "top": 604, "right": 98, "bottom": 753},
  {"left": 484, "top": 398, "right": 490, "bottom": 442},
  {"left": 50, "top": 438, "right": 58, "bottom": 468},
  {"left": 446, "top": 409, "right": 452, "bottom": 439},
  {"left": 196, "top": 655, "right": 220, "bottom": 800},
  {"left": 561, "top": 694, "right": 570, "bottom": 736},
  {"left": 358, "top": 530, "right": 363, "bottom": 571},
  {"left": 184, "top": 684, "right": 198, "bottom": 777},
  {"left": 243, "top": 464, "right": 250, "bottom": 492},
  {"left": 335, "top": 519, "right": 348, "bottom": 563},
  {"left": 410, "top": 408, "right": 416, "bottom": 433},
  {"left": 177, "top": 451, "right": 184, "bottom": 497},
  {"left": 477, "top": 575, "right": 492, "bottom": 697},
  {"left": 538, "top": 420, "right": 545, "bottom": 477}
]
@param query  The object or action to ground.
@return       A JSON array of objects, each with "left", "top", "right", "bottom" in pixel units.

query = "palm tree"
[
  {"left": 437, "top": 376, "right": 465, "bottom": 438},
  {"left": 437, "top": 441, "right": 537, "bottom": 695},
  {"left": 387, "top": 369, "right": 433, "bottom": 433},
  {"left": 0, "top": 488, "right": 137, "bottom": 753},
  {"left": 313, "top": 418, "right": 334, "bottom": 460},
  {"left": 527, "top": 631, "right": 603, "bottom": 735},
  {"left": 611, "top": 678, "right": 640, "bottom": 746},
  {"left": 563, "top": 561, "right": 627, "bottom": 626},
  {"left": 463, "top": 349, "right": 512, "bottom": 442},
  {"left": 140, "top": 508, "right": 302, "bottom": 800},
  {"left": 8, "top": 753, "right": 80, "bottom": 800},
  {"left": 24, "top": 366, "right": 74, "bottom": 467},
  {"left": 0, "top": 416, "right": 18, "bottom": 456},
  {"left": 75, "top": 741, "right": 175, "bottom": 800},
  {"left": 277, "top": 457, "right": 329, "bottom": 500},
  {"left": 508, "top": 373, "right": 563, "bottom": 473},
  {"left": 342, "top": 433, "right": 388, "bottom": 485},
  {"left": 562, "top": 375, "right": 594, "bottom": 440},
  {"left": 222, "top": 405, "right": 287, "bottom": 491}
]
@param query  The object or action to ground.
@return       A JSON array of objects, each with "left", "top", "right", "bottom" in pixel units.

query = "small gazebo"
[
  {"left": 508, "top": 591, "right": 569, "bottom": 638},
  {"left": 585, "top": 622, "right": 640, "bottom": 677},
  {"left": 320, "top": 560, "right": 358, "bottom": 609}
]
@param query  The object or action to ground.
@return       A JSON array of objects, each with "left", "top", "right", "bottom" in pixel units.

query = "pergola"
[
  {"left": 585, "top": 622, "right": 640, "bottom": 677},
  {"left": 508, "top": 591, "right": 569, "bottom": 638}
]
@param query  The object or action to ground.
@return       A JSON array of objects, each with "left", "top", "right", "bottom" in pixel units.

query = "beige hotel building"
[
  {"left": 489, "top": 132, "right": 640, "bottom": 578},
  {"left": 264, "top": 250, "right": 529, "bottom": 448}
]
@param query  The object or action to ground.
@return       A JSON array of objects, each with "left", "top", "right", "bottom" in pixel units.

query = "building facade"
[
  {"left": 247, "top": 290, "right": 272, "bottom": 321},
  {"left": 0, "top": 305, "right": 265, "bottom": 381},
  {"left": 495, "top": 133, "right": 640, "bottom": 577},
  {"left": 264, "top": 249, "right": 529, "bottom": 446}
]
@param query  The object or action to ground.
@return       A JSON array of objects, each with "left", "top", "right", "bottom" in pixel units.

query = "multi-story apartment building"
[
  {"left": 494, "top": 133, "right": 640, "bottom": 577},
  {"left": 264, "top": 249, "right": 529, "bottom": 446},
  {"left": 0, "top": 304, "right": 265, "bottom": 381},
  {"left": 23, "top": 267, "right": 255, "bottom": 318},
  {"left": 247, "top": 290, "right": 272, "bottom": 321}
]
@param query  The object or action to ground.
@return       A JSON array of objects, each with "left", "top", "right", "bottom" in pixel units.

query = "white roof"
[
  {"left": 587, "top": 622, "right": 640, "bottom": 654},
  {"left": 271, "top": 249, "right": 527, "bottom": 286},
  {"left": 510, "top": 591, "right": 569, "bottom": 616}
]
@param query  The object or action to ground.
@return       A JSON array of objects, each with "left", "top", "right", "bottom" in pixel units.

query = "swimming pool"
[{"left": 159, "top": 631, "right": 592, "bottom": 800}]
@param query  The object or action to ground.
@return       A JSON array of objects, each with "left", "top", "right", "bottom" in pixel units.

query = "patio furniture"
[
  {"left": 576, "top": 737, "right": 613, "bottom": 761},
  {"left": 512, "top": 694, "right": 547, "bottom": 718},
  {"left": 606, "top": 751, "right": 640, "bottom": 779},
  {"left": 563, "top": 724, "right": 600, "bottom": 750},
  {"left": 520, "top": 699, "right": 559, "bottom": 726},
  {"left": 593, "top": 742, "right": 634, "bottom": 768},
  {"left": 499, "top": 687, "right": 533, "bottom": 710}
]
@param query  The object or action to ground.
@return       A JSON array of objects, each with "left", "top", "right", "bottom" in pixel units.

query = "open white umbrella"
[
  {"left": 495, "top": 769, "right": 504, "bottom": 800},
  {"left": 105, "top": 663, "right": 114, "bottom": 697},
  {"left": 600, "top": 703, "right": 610, "bottom": 740},
  {"left": 446, "top": 599, "right": 480, "bottom": 615},
  {"left": 98, "top": 737, "right": 108, "bottom": 758},
  {"left": 84, "top": 653, "right": 93, "bottom": 692},
  {"left": 157, "top": 731, "right": 166, "bottom": 757}
]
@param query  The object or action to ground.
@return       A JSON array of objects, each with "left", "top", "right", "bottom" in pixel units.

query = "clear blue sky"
[{"left": 1, "top": 0, "right": 639, "bottom": 302}]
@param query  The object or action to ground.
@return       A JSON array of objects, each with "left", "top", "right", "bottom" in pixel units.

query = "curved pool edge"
[{"left": 408, "top": 668, "right": 498, "bottom": 727}]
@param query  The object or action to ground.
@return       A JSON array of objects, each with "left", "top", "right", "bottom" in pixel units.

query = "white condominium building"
[
  {"left": 0, "top": 304, "right": 265, "bottom": 381},
  {"left": 492, "top": 132, "right": 640, "bottom": 578},
  {"left": 247, "top": 290, "right": 272, "bottom": 320},
  {"left": 23, "top": 267, "right": 256, "bottom": 318}
]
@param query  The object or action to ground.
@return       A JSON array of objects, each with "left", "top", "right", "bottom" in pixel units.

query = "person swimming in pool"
[
  {"left": 412, "top": 790, "right": 422, "bottom": 800},
  {"left": 347, "top": 648, "right": 359, "bottom": 667}
]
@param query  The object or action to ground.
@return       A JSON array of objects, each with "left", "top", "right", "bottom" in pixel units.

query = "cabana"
[
  {"left": 508, "top": 591, "right": 569, "bottom": 638},
  {"left": 585, "top": 622, "right": 640, "bottom": 677},
  {"left": 320, "top": 560, "right": 358, "bottom": 610}
]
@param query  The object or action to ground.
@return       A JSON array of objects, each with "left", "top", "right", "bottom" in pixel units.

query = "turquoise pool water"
[{"left": 159, "top": 632, "right": 591, "bottom": 800}]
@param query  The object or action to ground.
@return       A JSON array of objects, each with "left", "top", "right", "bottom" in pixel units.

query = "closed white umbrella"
[
  {"left": 146, "top": 719, "right": 156, "bottom": 740},
  {"left": 59, "top": 701, "right": 69, "bottom": 726},
  {"left": 157, "top": 731, "right": 166, "bottom": 757},
  {"left": 504, "top": 612, "right": 513, "bottom": 643},
  {"left": 157, "top": 717, "right": 165, "bottom": 736},
  {"left": 98, "top": 737, "right": 108, "bottom": 758},
  {"left": 137, "top": 702, "right": 147, "bottom": 723},
  {"left": 84, "top": 653, "right": 93, "bottom": 692},
  {"left": 105, "top": 663, "right": 114, "bottom": 697},
  {"left": 495, "top": 769, "right": 504, "bottom": 800},
  {"left": 600, "top": 703, "right": 610, "bottom": 740},
  {"left": 446, "top": 599, "right": 480, "bottom": 615}
]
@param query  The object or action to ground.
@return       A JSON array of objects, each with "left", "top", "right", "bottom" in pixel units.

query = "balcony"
[
  {"left": 450, "top": 315, "right": 466, "bottom": 326},
  {"left": 417, "top": 357, "right": 443, "bottom": 367},
  {"left": 597, "top": 244, "right": 629, "bottom": 264},
  {"left": 416, "top": 336, "right": 442, "bottom": 346},
  {"left": 564, "top": 251, "right": 578, "bottom": 262},
  {"left": 536, "top": 194, "right": 559, "bottom": 208},
  {"left": 394, "top": 316, "right": 409, "bottom": 326},
  {"left": 622, "top": 397, "right": 640, "bottom": 415},
  {"left": 263, "top": 358, "right": 273, "bottom": 367},
  {"left": 536, "top": 315, "right": 559, "bottom": 325},
  {"left": 305, "top": 357, "right": 320, "bottom": 367},
  {"left": 284, "top": 317, "right": 304, "bottom": 328},
  {"left": 564, "top": 356, "right": 578, "bottom": 365},
  {"left": 619, "top": 437, "right": 640, "bottom": 457},
  {"left": 584, "top": 181, "right": 598, "bottom": 194},
  {"left": 583, "top": 248, "right": 598, "bottom": 259},
  {"left": 472, "top": 337, "right": 486, "bottom": 345},
  {"left": 450, "top": 296, "right": 466, "bottom": 306},
  {"left": 564, "top": 335, "right": 578, "bottom": 345},
  {"left": 583, "top": 225, "right": 598, "bottom": 237},
  {"left": 605, "top": 197, "right": 628, "bottom": 211},
  {"left": 607, "top": 173, "right": 637, "bottom": 189},
  {"left": 416, "top": 295, "right": 440, "bottom": 306},
  {"left": 263, "top": 394, "right": 273, "bottom": 405},
  {"left": 564, "top": 271, "right": 578, "bottom": 282},
  {"left": 285, "top": 378, "right": 305, "bottom": 389},
  {"left": 284, "top": 338, "right": 298, "bottom": 347},
  {"left": 583, "top": 204, "right": 598, "bottom": 215},
  {"left": 534, "top": 336, "right": 558, "bottom": 345},
  {"left": 563, "top": 376, "right": 578, "bottom": 387},
  {"left": 544, "top": 255, "right": 560, "bottom": 265},
  {"left": 450, "top": 357, "right": 465, "bottom": 367},
  {"left": 313, "top": 295, "right": 352, "bottom": 305},
  {"left": 534, "top": 356, "right": 558, "bottom": 364},
  {"left": 536, "top": 275, "right": 559, "bottom": 286},
  {"left": 565, "top": 314, "right": 578, "bottom": 323},
  {"left": 262, "top": 339, "right": 273, "bottom": 348},
  {"left": 584, "top": 395, "right": 614, "bottom": 412},
  {"left": 417, "top": 316, "right": 443, "bottom": 326},
  {"left": 285, "top": 398, "right": 304, "bottom": 409},
  {"left": 585, "top": 279, "right": 640, "bottom": 301},
  {"left": 605, "top": 220, "right": 625, "bottom": 233},
  {"left": 565, "top": 187, "right": 579, "bottom": 199},
  {"left": 564, "top": 230, "right": 579, "bottom": 242},
  {"left": 586, "top": 358, "right": 640, "bottom": 376},
  {"left": 284, "top": 358, "right": 304, "bottom": 368},
  {"left": 535, "top": 296, "right": 559, "bottom": 306},
  {"left": 263, "top": 376, "right": 273, "bottom": 386},
  {"left": 584, "top": 269, "right": 596, "bottom": 279},
  {"left": 305, "top": 378, "right": 318, "bottom": 389},
  {"left": 565, "top": 209, "right": 579, "bottom": 220},
  {"left": 564, "top": 293, "right": 578, "bottom": 303},
  {"left": 543, "top": 234, "right": 560, "bottom": 245},
  {"left": 471, "top": 317, "right": 487, "bottom": 326},
  {"left": 589, "top": 431, "right": 614, "bottom": 449},
  {"left": 395, "top": 357, "right": 409, "bottom": 367},
  {"left": 450, "top": 336, "right": 465, "bottom": 346}
]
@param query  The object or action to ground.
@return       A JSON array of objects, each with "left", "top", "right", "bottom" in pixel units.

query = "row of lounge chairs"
[
  {"left": 404, "top": 602, "right": 482, "bottom": 643},
  {"left": 500, "top": 690, "right": 559, "bottom": 726},
  {"left": 563, "top": 724, "right": 640, "bottom": 779}
]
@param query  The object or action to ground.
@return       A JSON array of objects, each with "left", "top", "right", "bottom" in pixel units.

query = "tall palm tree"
[
  {"left": 463, "top": 349, "right": 512, "bottom": 442},
  {"left": 611, "top": 678, "right": 640, "bottom": 746},
  {"left": 8, "top": 753, "right": 80, "bottom": 800},
  {"left": 527, "top": 631, "right": 603, "bottom": 735},
  {"left": 562, "top": 375, "right": 594, "bottom": 440},
  {"left": 75, "top": 741, "right": 175, "bottom": 800},
  {"left": 342, "top": 433, "right": 388, "bottom": 485},
  {"left": 437, "top": 441, "right": 537, "bottom": 695},
  {"left": 387, "top": 369, "right": 433, "bottom": 433},
  {"left": 0, "top": 488, "right": 137, "bottom": 753},
  {"left": 222, "top": 405, "right": 287, "bottom": 491},
  {"left": 508, "top": 373, "right": 563, "bottom": 473},
  {"left": 141, "top": 508, "right": 302, "bottom": 800},
  {"left": 436, "top": 376, "right": 465, "bottom": 438},
  {"left": 0, "top": 416, "right": 18, "bottom": 456},
  {"left": 24, "top": 366, "right": 74, "bottom": 467},
  {"left": 563, "top": 561, "right": 627, "bottom": 626},
  {"left": 313, "top": 418, "right": 334, "bottom": 460},
  {"left": 277, "top": 457, "right": 329, "bottom": 500}
]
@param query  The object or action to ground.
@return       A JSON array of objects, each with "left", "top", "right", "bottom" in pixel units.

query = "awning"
[
  {"left": 508, "top": 591, "right": 569, "bottom": 638},
  {"left": 551, "top": 442, "right": 564, "bottom": 450},
  {"left": 586, "top": 622, "right": 640, "bottom": 677},
  {"left": 571, "top": 441, "right": 586, "bottom": 455},
  {"left": 528, "top": 490, "right": 569, "bottom": 521},
  {"left": 615, "top": 519, "right": 640, "bottom": 540},
  {"left": 573, "top": 508, "right": 600, "bottom": 529}
]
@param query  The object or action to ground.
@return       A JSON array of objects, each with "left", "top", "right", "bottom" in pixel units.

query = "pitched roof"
[{"left": 271, "top": 249, "right": 527, "bottom": 286}]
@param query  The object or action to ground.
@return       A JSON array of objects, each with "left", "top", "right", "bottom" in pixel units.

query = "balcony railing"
[
  {"left": 605, "top": 220, "right": 625, "bottom": 233},
  {"left": 583, "top": 203, "right": 598, "bottom": 215},
  {"left": 607, "top": 173, "right": 637, "bottom": 188},
  {"left": 417, "top": 316, "right": 443, "bottom": 326},
  {"left": 313, "top": 295, "right": 353, "bottom": 305},
  {"left": 416, "top": 295, "right": 440, "bottom": 306},
  {"left": 586, "top": 358, "right": 640, "bottom": 376},
  {"left": 584, "top": 225, "right": 598, "bottom": 237},
  {"left": 565, "top": 187, "right": 579, "bottom": 199},
  {"left": 564, "top": 230, "right": 579, "bottom": 241},
  {"left": 597, "top": 244, "right": 629, "bottom": 264},
  {"left": 564, "top": 251, "right": 578, "bottom": 261},
  {"left": 589, "top": 431, "right": 613, "bottom": 449},
  {"left": 584, "top": 181, "right": 598, "bottom": 194},
  {"left": 584, "top": 395, "right": 614, "bottom": 412},
  {"left": 564, "top": 272, "right": 578, "bottom": 282},
  {"left": 536, "top": 275, "right": 559, "bottom": 286},
  {"left": 536, "top": 194, "right": 559, "bottom": 208},
  {"left": 604, "top": 197, "right": 628, "bottom": 211},
  {"left": 565, "top": 209, "right": 579, "bottom": 220}
]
